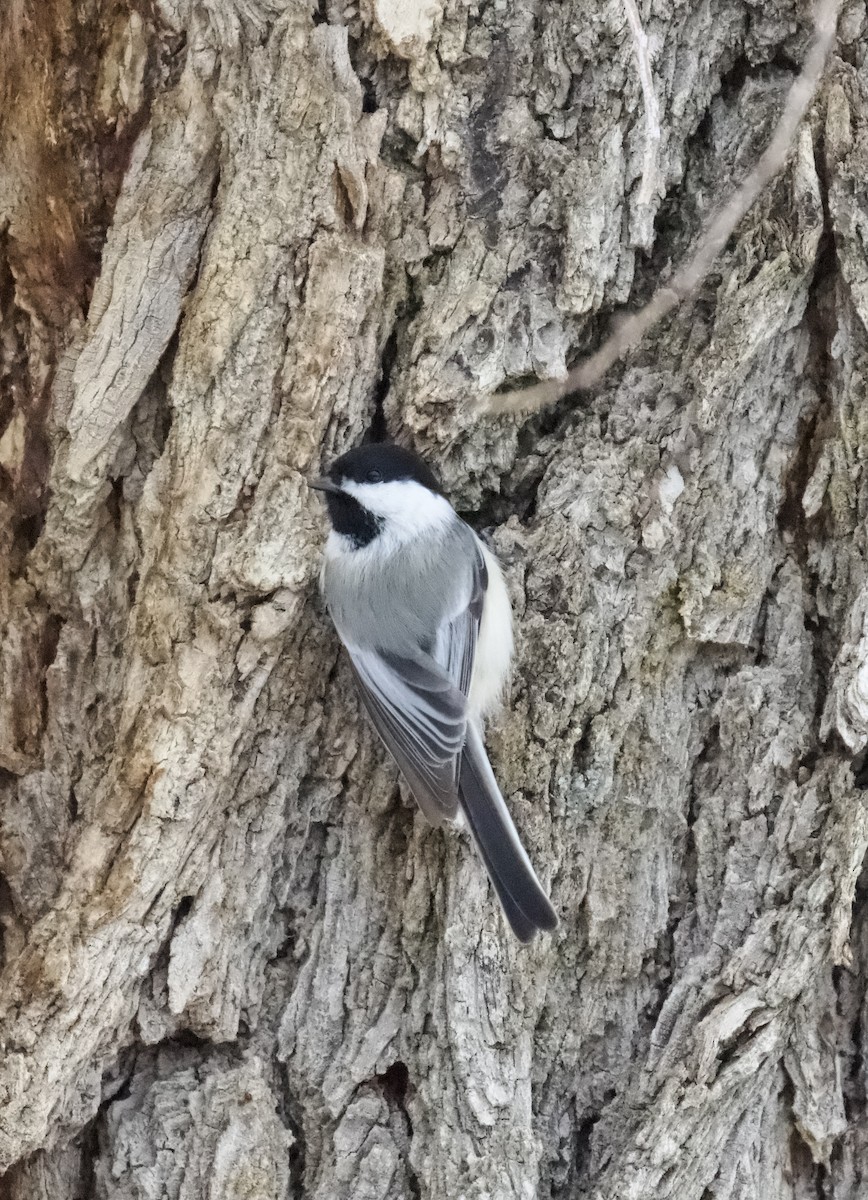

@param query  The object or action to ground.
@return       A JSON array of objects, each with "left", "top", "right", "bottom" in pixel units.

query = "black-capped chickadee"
[{"left": 310, "top": 442, "right": 558, "bottom": 942}]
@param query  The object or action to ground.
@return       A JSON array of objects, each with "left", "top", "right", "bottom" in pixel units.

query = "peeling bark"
[{"left": 2, "top": 1, "right": 868, "bottom": 1197}]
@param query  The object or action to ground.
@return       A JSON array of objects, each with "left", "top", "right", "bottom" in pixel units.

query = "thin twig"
[
  {"left": 622, "top": 0, "right": 661, "bottom": 205},
  {"left": 481, "top": 0, "right": 840, "bottom": 417}
]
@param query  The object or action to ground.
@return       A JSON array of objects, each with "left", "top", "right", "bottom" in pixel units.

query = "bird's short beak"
[{"left": 307, "top": 475, "right": 342, "bottom": 495}]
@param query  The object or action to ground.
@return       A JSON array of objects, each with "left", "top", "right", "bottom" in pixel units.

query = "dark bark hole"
[
  {"left": 377, "top": 1060, "right": 410, "bottom": 1104},
  {"left": 366, "top": 326, "right": 399, "bottom": 444},
  {"left": 39, "top": 612, "right": 63, "bottom": 732},
  {"left": 361, "top": 78, "right": 378, "bottom": 114},
  {"left": 106, "top": 476, "right": 124, "bottom": 528},
  {"left": 166, "top": 895, "right": 195, "bottom": 939},
  {"left": 172, "top": 1028, "right": 210, "bottom": 1048},
  {"left": 108, "top": 1074, "right": 134, "bottom": 1106},
  {"left": 768, "top": 48, "right": 800, "bottom": 74},
  {"left": 13, "top": 511, "right": 45, "bottom": 552},
  {"left": 851, "top": 750, "right": 868, "bottom": 790},
  {"left": 574, "top": 1111, "right": 600, "bottom": 1167},
  {"left": 40, "top": 612, "right": 62, "bottom": 668},
  {"left": 0, "top": 869, "right": 15, "bottom": 973}
]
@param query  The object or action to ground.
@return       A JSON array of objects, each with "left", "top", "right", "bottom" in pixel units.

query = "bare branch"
[
  {"left": 481, "top": 0, "right": 840, "bottom": 417},
  {"left": 623, "top": 0, "right": 662, "bottom": 206}
]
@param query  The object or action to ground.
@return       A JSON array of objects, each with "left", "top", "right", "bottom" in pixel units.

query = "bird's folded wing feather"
[{"left": 345, "top": 546, "right": 487, "bottom": 826}]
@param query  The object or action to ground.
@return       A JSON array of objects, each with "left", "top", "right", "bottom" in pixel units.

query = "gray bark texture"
[{"left": 1, "top": 0, "right": 868, "bottom": 1196}]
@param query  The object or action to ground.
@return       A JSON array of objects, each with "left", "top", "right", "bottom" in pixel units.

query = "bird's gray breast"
[{"left": 322, "top": 520, "right": 478, "bottom": 654}]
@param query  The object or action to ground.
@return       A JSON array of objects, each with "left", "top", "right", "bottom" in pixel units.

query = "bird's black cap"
[
  {"left": 308, "top": 443, "right": 445, "bottom": 548},
  {"left": 327, "top": 443, "right": 444, "bottom": 494}
]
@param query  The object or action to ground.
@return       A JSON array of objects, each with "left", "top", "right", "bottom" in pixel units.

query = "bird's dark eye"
[{"left": 367, "top": 469, "right": 383, "bottom": 483}]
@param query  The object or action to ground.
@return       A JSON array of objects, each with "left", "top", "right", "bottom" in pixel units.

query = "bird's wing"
[
  {"left": 345, "top": 546, "right": 488, "bottom": 826},
  {"left": 433, "top": 544, "right": 487, "bottom": 696}
]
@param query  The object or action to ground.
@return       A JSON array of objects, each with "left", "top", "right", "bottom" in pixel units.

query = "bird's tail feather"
[{"left": 458, "top": 722, "right": 558, "bottom": 943}]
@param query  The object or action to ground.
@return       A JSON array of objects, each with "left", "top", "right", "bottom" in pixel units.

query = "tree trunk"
[{"left": 2, "top": 0, "right": 867, "bottom": 1196}]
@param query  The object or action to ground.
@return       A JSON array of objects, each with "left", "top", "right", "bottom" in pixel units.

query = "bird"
[{"left": 310, "top": 441, "right": 558, "bottom": 942}]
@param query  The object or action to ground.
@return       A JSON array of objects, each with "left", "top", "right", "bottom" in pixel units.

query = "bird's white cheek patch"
[{"left": 341, "top": 479, "right": 454, "bottom": 543}]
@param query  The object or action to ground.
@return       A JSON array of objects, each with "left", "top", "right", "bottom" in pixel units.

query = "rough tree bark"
[{"left": 1, "top": 0, "right": 868, "bottom": 1197}]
